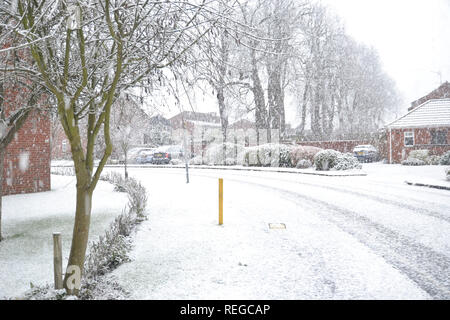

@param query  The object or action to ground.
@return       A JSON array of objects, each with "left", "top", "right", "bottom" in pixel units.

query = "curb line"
[{"left": 404, "top": 180, "right": 450, "bottom": 191}]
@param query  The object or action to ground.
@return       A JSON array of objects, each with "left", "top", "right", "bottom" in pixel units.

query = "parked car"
[
  {"left": 135, "top": 149, "right": 155, "bottom": 164},
  {"left": 150, "top": 145, "right": 184, "bottom": 165},
  {"left": 353, "top": 145, "right": 379, "bottom": 162},
  {"left": 121, "top": 147, "right": 155, "bottom": 164},
  {"left": 156, "top": 145, "right": 184, "bottom": 159},
  {"left": 151, "top": 151, "right": 171, "bottom": 164}
]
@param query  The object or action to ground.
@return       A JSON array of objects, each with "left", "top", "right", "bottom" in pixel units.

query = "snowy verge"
[
  {"left": 0, "top": 175, "right": 128, "bottom": 299},
  {"left": 16, "top": 172, "right": 148, "bottom": 300}
]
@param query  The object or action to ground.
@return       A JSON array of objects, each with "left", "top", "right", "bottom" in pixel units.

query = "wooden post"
[
  {"left": 219, "top": 178, "right": 223, "bottom": 225},
  {"left": 53, "top": 232, "right": 63, "bottom": 290}
]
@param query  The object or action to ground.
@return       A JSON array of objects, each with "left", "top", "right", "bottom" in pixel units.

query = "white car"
[{"left": 353, "top": 145, "right": 379, "bottom": 163}]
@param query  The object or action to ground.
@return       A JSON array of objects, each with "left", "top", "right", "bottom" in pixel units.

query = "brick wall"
[
  {"left": 1, "top": 42, "right": 51, "bottom": 195},
  {"left": 387, "top": 127, "right": 450, "bottom": 163},
  {"left": 2, "top": 109, "right": 51, "bottom": 195},
  {"left": 295, "top": 140, "right": 371, "bottom": 153}
]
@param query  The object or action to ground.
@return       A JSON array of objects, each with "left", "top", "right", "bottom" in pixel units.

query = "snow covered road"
[{"left": 108, "top": 166, "right": 450, "bottom": 299}]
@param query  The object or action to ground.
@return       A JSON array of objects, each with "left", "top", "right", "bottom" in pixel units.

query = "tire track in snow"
[
  {"left": 191, "top": 170, "right": 450, "bottom": 224},
  {"left": 193, "top": 173, "right": 450, "bottom": 300}
]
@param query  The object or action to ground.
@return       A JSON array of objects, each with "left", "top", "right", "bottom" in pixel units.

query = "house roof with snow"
[{"left": 386, "top": 99, "right": 450, "bottom": 129}]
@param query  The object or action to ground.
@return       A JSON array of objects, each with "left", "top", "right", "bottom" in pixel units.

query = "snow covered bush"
[
  {"left": 290, "top": 146, "right": 323, "bottom": 167},
  {"left": 313, "top": 149, "right": 361, "bottom": 171},
  {"left": 408, "top": 149, "right": 429, "bottom": 162},
  {"left": 243, "top": 143, "right": 293, "bottom": 167},
  {"left": 296, "top": 159, "right": 312, "bottom": 169},
  {"left": 427, "top": 155, "right": 441, "bottom": 165},
  {"left": 334, "top": 153, "right": 362, "bottom": 171},
  {"left": 401, "top": 158, "right": 426, "bottom": 166},
  {"left": 169, "top": 159, "right": 183, "bottom": 165},
  {"left": 440, "top": 151, "right": 450, "bottom": 165},
  {"left": 51, "top": 166, "right": 75, "bottom": 176},
  {"left": 313, "top": 149, "right": 341, "bottom": 171},
  {"left": 204, "top": 142, "right": 244, "bottom": 166},
  {"left": 446, "top": 168, "right": 450, "bottom": 181},
  {"left": 189, "top": 156, "right": 203, "bottom": 165}
]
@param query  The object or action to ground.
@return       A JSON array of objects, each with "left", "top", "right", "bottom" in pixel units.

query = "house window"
[
  {"left": 404, "top": 132, "right": 414, "bottom": 146},
  {"left": 430, "top": 130, "right": 447, "bottom": 145}
]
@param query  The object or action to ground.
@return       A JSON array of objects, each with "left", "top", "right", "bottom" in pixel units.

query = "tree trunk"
[
  {"left": 298, "top": 84, "right": 309, "bottom": 137},
  {"left": 63, "top": 177, "right": 92, "bottom": 295},
  {"left": 217, "top": 87, "right": 228, "bottom": 165},
  {"left": 0, "top": 148, "right": 4, "bottom": 241},
  {"left": 124, "top": 150, "right": 128, "bottom": 179}
]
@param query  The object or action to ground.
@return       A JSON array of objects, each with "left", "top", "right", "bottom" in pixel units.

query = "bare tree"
[
  {"left": 110, "top": 93, "right": 148, "bottom": 179},
  {"left": 0, "top": 0, "right": 216, "bottom": 295}
]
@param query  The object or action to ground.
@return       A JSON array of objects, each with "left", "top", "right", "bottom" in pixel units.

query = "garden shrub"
[
  {"left": 242, "top": 143, "right": 293, "bottom": 167},
  {"left": 313, "top": 149, "right": 341, "bottom": 171},
  {"left": 204, "top": 142, "right": 244, "bottom": 166},
  {"left": 440, "top": 151, "right": 450, "bottom": 165},
  {"left": 169, "top": 159, "right": 183, "bottom": 165},
  {"left": 427, "top": 155, "right": 441, "bottom": 165},
  {"left": 334, "top": 153, "right": 362, "bottom": 170},
  {"left": 188, "top": 156, "right": 203, "bottom": 165},
  {"left": 409, "top": 149, "right": 429, "bottom": 162},
  {"left": 296, "top": 159, "right": 312, "bottom": 169},
  {"left": 401, "top": 158, "right": 426, "bottom": 166},
  {"left": 290, "top": 146, "right": 323, "bottom": 167}
]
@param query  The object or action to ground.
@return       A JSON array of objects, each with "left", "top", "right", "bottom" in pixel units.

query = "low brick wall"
[{"left": 295, "top": 140, "right": 370, "bottom": 153}]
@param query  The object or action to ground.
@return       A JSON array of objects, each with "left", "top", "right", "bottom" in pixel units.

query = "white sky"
[{"left": 319, "top": 0, "right": 450, "bottom": 114}]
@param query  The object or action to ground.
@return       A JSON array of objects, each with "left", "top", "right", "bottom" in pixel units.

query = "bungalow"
[{"left": 386, "top": 99, "right": 450, "bottom": 163}]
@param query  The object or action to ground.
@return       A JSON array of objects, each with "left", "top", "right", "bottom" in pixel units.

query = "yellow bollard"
[{"left": 219, "top": 178, "right": 223, "bottom": 225}]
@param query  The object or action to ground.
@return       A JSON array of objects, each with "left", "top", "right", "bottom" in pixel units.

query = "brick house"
[
  {"left": 386, "top": 99, "right": 450, "bottom": 163},
  {"left": 169, "top": 111, "right": 222, "bottom": 157},
  {"left": 408, "top": 81, "right": 450, "bottom": 111},
  {"left": 1, "top": 37, "right": 51, "bottom": 195},
  {"left": 2, "top": 105, "right": 51, "bottom": 196}
]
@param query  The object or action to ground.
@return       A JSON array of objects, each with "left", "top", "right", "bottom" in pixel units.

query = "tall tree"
[{"left": 1, "top": 0, "right": 215, "bottom": 295}]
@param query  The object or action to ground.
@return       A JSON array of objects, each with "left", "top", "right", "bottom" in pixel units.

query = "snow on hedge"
[
  {"left": 401, "top": 158, "right": 426, "bottom": 166},
  {"left": 402, "top": 150, "right": 446, "bottom": 166},
  {"left": 204, "top": 142, "right": 245, "bottom": 166},
  {"left": 408, "top": 150, "right": 429, "bottom": 162},
  {"left": 440, "top": 151, "right": 450, "bottom": 165},
  {"left": 242, "top": 143, "right": 293, "bottom": 167},
  {"left": 314, "top": 149, "right": 340, "bottom": 170},
  {"left": 314, "top": 149, "right": 361, "bottom": 171},
  {"left": 189, "top": 156, "right": 204, "bottom": 165},
  {"left": 296, "top": 159, "right": 312, "bottom": 169},
  {"left": 334, "top": 153, "right": 362, "bottom": 171},
  {"left": 446, "top": 167, "right": 450, "bottom": 181},
  {"left": 290, "top": 145, "right": 323, "bottom": 167}
]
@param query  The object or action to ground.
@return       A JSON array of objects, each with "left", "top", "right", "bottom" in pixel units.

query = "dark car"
[
  {"left": 353, "top": 145, "right": 379, "bottom": 163},
  {"left": 151, "top": 152, "right": 171, "bottom": 164}
]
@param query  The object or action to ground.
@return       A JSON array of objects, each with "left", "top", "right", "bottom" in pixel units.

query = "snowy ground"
[
  {"left": 2, "top": 163, "right": 449, "bottom": 299},
  {"left": 0, "top": 175, "right": 128, "bottom": 299},
  {"left": 101, "top": 163, "right": 450, "bottom": 300}
]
